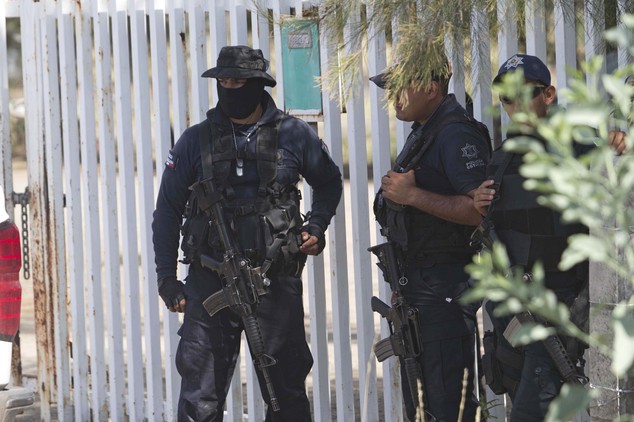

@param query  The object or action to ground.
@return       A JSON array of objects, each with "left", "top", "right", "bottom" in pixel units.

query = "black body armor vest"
[
  {"left": 375, "top": 108, "right": 491, "bottom": 265},
  {"left": 181, "top": 109, "right": 306, "bottom": 277},
  {"left": 489, "top": 149, "right": 586, "bottom": 271}
]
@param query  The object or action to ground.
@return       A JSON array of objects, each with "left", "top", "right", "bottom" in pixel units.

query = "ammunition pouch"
[
  {"left": 482, "top": 329, "right": 524, "bottom": 396},
  {"left": 181, "top": 184, "right": 305, "bottom": 278},
  {"left": 373, "top": 192, "right": 409, "bottom": 247},
  {"left": 180, "top": 196, "right": 214, "bottom": 264}
]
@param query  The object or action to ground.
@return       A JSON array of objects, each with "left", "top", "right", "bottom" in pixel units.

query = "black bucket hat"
[{"left": 202, "top": 45, "right": 277, "bottom": 87}]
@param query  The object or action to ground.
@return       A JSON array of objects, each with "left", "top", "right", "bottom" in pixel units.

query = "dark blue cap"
[{"left": 494, "top": 54, "right": 551, "bottom": 87}]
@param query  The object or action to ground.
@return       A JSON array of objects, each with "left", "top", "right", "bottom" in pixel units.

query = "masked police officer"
[
  {"left": 152, "top": 45, "right": 342, "bottom": 421},
  {"left": 370, "top": 54, "right": 491, "bottom": 421},
  {"left": 474, "top": 54, "right": 626, "bottom": 421}
]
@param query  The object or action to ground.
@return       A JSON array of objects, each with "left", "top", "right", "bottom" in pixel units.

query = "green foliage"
[
  {"left": 544, "top": 384, "right": 598, "bottom": 422},
  {"left": 310, "top": 0, "right": 606, "bottom": 104},
  {"left": 463, "top": 12, "right": 634, "bottom": 421}
]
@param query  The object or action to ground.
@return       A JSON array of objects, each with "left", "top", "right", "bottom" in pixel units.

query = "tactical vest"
[
  {"left": 489, "top": 148, "right": 587, "bottom": 272},
  {"left": 375, "top": 109, "right": 491, "bottom": 265},
  {"left": 181, "top": 109, "right": 306, "bottom": 277}
]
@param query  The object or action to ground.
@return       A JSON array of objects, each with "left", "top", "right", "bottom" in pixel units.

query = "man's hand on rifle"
[
  {"left": 159, "top": 276, "right": 186, "bottom": 313},
  {"left": 300, "top": 223, "right": 326, "bottom": 256},
  {"left": 474, "top": 179, "right": 496, "bottom": 216},
  {"left": 380, "top": 170, "right": 416, "bottom": 206}
]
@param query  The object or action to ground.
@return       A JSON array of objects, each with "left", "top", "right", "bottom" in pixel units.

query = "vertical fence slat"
[
  {"left": 554, "top": 1, "right": 576, "bottom": 96},
  {"left": 271, "top": 0, "right": 286, "bottom": 107},
  {"left": 617, "top": 0, "right": 633, "bottom": 68},
  {"left": 169, "top": 6, "right": 189, "bottom": 136},
  {"left": 230, "top": 3, "right": 248, "bottom": 46},
  {"left": 445, "top": 31, "right": 466, "bottom": 108},
  {"left": 317, "top": 13, "right": 354, "bottom": 420},
  {"left": 304, "top": 179, "right": 330, "bottom": 422},
  {"left": 497, "top": 0, "right": 518, "bottom": 135},
  {"left": 75, "top": 2, "right": 103, "bottom": 417},
  {"left": 285, "top": 4, "right": 333, "bottom": 421},
  {"left": 525, "top": 0, "right": 547, "bottom": 59},
  {"left": 21, "top": 3, "right": 56, "bottom": 419},
  {"left": 129, "top": 3, "right": 165, "bottom": 419},
  {"left": 165, "top": 6, "right": 188, "bottom": 418},
  {"left": 585, "top": 1, "right": 606, "bottom": 88},
  {"left": 41, "top": 6, "right": 72, "bottom": 420},
  {"left": 366, "top": 9, "right": 400, "bottom": 422},
  {"left": 58, "top": 6, "right": 91, "bottom": 420},
  {"left": 91, "top": 7, "right": 125, "bottom": 421},
  {"left": 209, "top": 2, "right": 226, "bottom": 105},
  {"left": 187, "top": 0, "right": 208, "bottom": 123},
  {"left": 0, "top": 2, "right": 11, "bottom": 192},
  {"left": 390, "top": 16, "right": 409, "bottom": 150},
  {"left": 470, "top": 5, "right": 493, "bottom": 144},
  {"left": 111, "top": 6, "right": 145, "bottom": 420},
  {"left": 226, "top": 357, "right": 244, "bottom": 421},
  {"left": 149, "top": 5, "right": 179, "bottom": 419},
  {"left": 344, "top": 6, "right": 378, "bottom": 421},
  {"left": 245, "top": 338, "right": 265, "bottom": 422}
]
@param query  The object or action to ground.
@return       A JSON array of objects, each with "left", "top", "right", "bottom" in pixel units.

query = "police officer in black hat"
[
  {"left": 152, "top": 45, "right": 342, "bottom": 421},
  {"left": 370, "top": 54, "right": 491, "bottom": 421},
  {"left": 474, "top": 53, "right": 626, "bottom": 421}
]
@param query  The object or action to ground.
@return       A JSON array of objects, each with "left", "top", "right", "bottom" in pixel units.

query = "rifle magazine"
[
  {"left": 374, "top": 337, "right": 396, "bottom": 362},
  {"left": 203, "top": 290, "right": 229, "bottom": 316}
]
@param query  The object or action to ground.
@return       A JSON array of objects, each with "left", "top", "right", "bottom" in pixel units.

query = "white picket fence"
[{"left": 0, "top": 0, "right": 631, "bottom": 421}]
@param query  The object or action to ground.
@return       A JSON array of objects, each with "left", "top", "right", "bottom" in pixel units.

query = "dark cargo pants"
[
  {"left": 175, "top": 276, "right": 313, "bottom": 422},
  {"left": 400, "top": 263, "right": 481, "bottom": 422}
]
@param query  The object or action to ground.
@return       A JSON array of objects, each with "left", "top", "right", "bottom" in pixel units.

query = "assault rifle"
[
  {"left": 190, "top": 178, "right": 280, "bottom": 412},
  {"left": 504, "top": 311, "right": 589, "bottom": 385},
  {"left": 369, "top": 242, "right": 435, "bottom": 420}
]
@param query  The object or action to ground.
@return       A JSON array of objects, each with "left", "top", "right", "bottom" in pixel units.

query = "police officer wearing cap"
[
  {"left": 370, "top": 55, "right": 491, "bottom": 421},
  {"left": 152, "top": 45, "right": 342, "bottom": 421},
  {"left": 474, "top": 53, "right": 626, "bottom": 421}
]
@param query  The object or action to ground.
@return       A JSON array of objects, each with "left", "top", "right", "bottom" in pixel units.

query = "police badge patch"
[{"left": 461, "top": 143, "right": 485, "bottom": 169}]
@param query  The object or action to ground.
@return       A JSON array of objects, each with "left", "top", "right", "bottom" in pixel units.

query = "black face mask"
[{"left": 217, "top": 78, "right": 265, "bottom": 119}]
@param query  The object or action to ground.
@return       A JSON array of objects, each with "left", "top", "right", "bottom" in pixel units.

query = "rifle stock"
[{"left": 192, "top": 178, "right": 281, "bottom": 412}]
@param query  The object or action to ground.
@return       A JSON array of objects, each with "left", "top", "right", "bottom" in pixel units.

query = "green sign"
[{"left": 280, "top": 19, "right": 322, "bottom": 119}]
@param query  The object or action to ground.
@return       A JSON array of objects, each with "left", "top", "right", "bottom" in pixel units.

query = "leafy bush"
[{"left": 463, "top": 14, "right": 634, "bottom": 421}]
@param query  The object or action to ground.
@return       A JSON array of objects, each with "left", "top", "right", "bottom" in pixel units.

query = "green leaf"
[
  {"left": 506, "top": 322, "right": 556, "bottom": 346},
  {"left": 560, "top": 235, "right": 607, "bottom": 270},
  {"left": 611, "top": 304, "right": 634, "bottom": 377},
  {"left": 544, "top": 384, "right": 596, "bottom": 422}
]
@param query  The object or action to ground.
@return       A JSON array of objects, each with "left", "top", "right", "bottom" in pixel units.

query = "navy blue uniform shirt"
[
  {"left": 412, "top": 94, "right": 489, "bottom": 197},
  {"left": 152, "top": 92, "right": 343, "bottom": 284}
]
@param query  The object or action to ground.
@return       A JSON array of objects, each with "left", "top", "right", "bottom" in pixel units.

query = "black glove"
[
  {"left": 302, "top": 223, "right": 326, "bottom": 255},
  {"left": 158, "top": 276, "right": 185, "bottom": 309}
]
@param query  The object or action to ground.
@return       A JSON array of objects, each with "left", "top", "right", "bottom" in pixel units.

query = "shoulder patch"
[
  {"left": 461, "top": 143, "right": 479, "bottom": 159},
  {"left": 320, "top": 139, "right": 331, "bottom": 157},
  {"left": 165, "top": 150, "right": 178, "bottom": 169},
  {"left": 461, "top": 143, "right": 486, "bottom": 170}
]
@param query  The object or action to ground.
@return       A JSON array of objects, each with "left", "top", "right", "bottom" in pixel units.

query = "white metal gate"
[{"left": 0, "top": 0, "right": 631, "bottom": 421}]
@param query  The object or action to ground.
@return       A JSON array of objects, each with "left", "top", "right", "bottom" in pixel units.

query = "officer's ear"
[
  {"left": 426, "top": 80, "right": 442, "bottom": 98},
  {"left": 543, "top": 85, "right": 557, "bottom": 106}
]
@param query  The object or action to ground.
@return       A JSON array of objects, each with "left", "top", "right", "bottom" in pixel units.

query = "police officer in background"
[
  {"left": 474, "top": 54, "right": 626, "bottom": 421},
  {"left": 370, "top": 54, "right": 491, "bottom": 421},
  {"left": 152, "top": 45, "right": 342, "bottom": 421}
]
